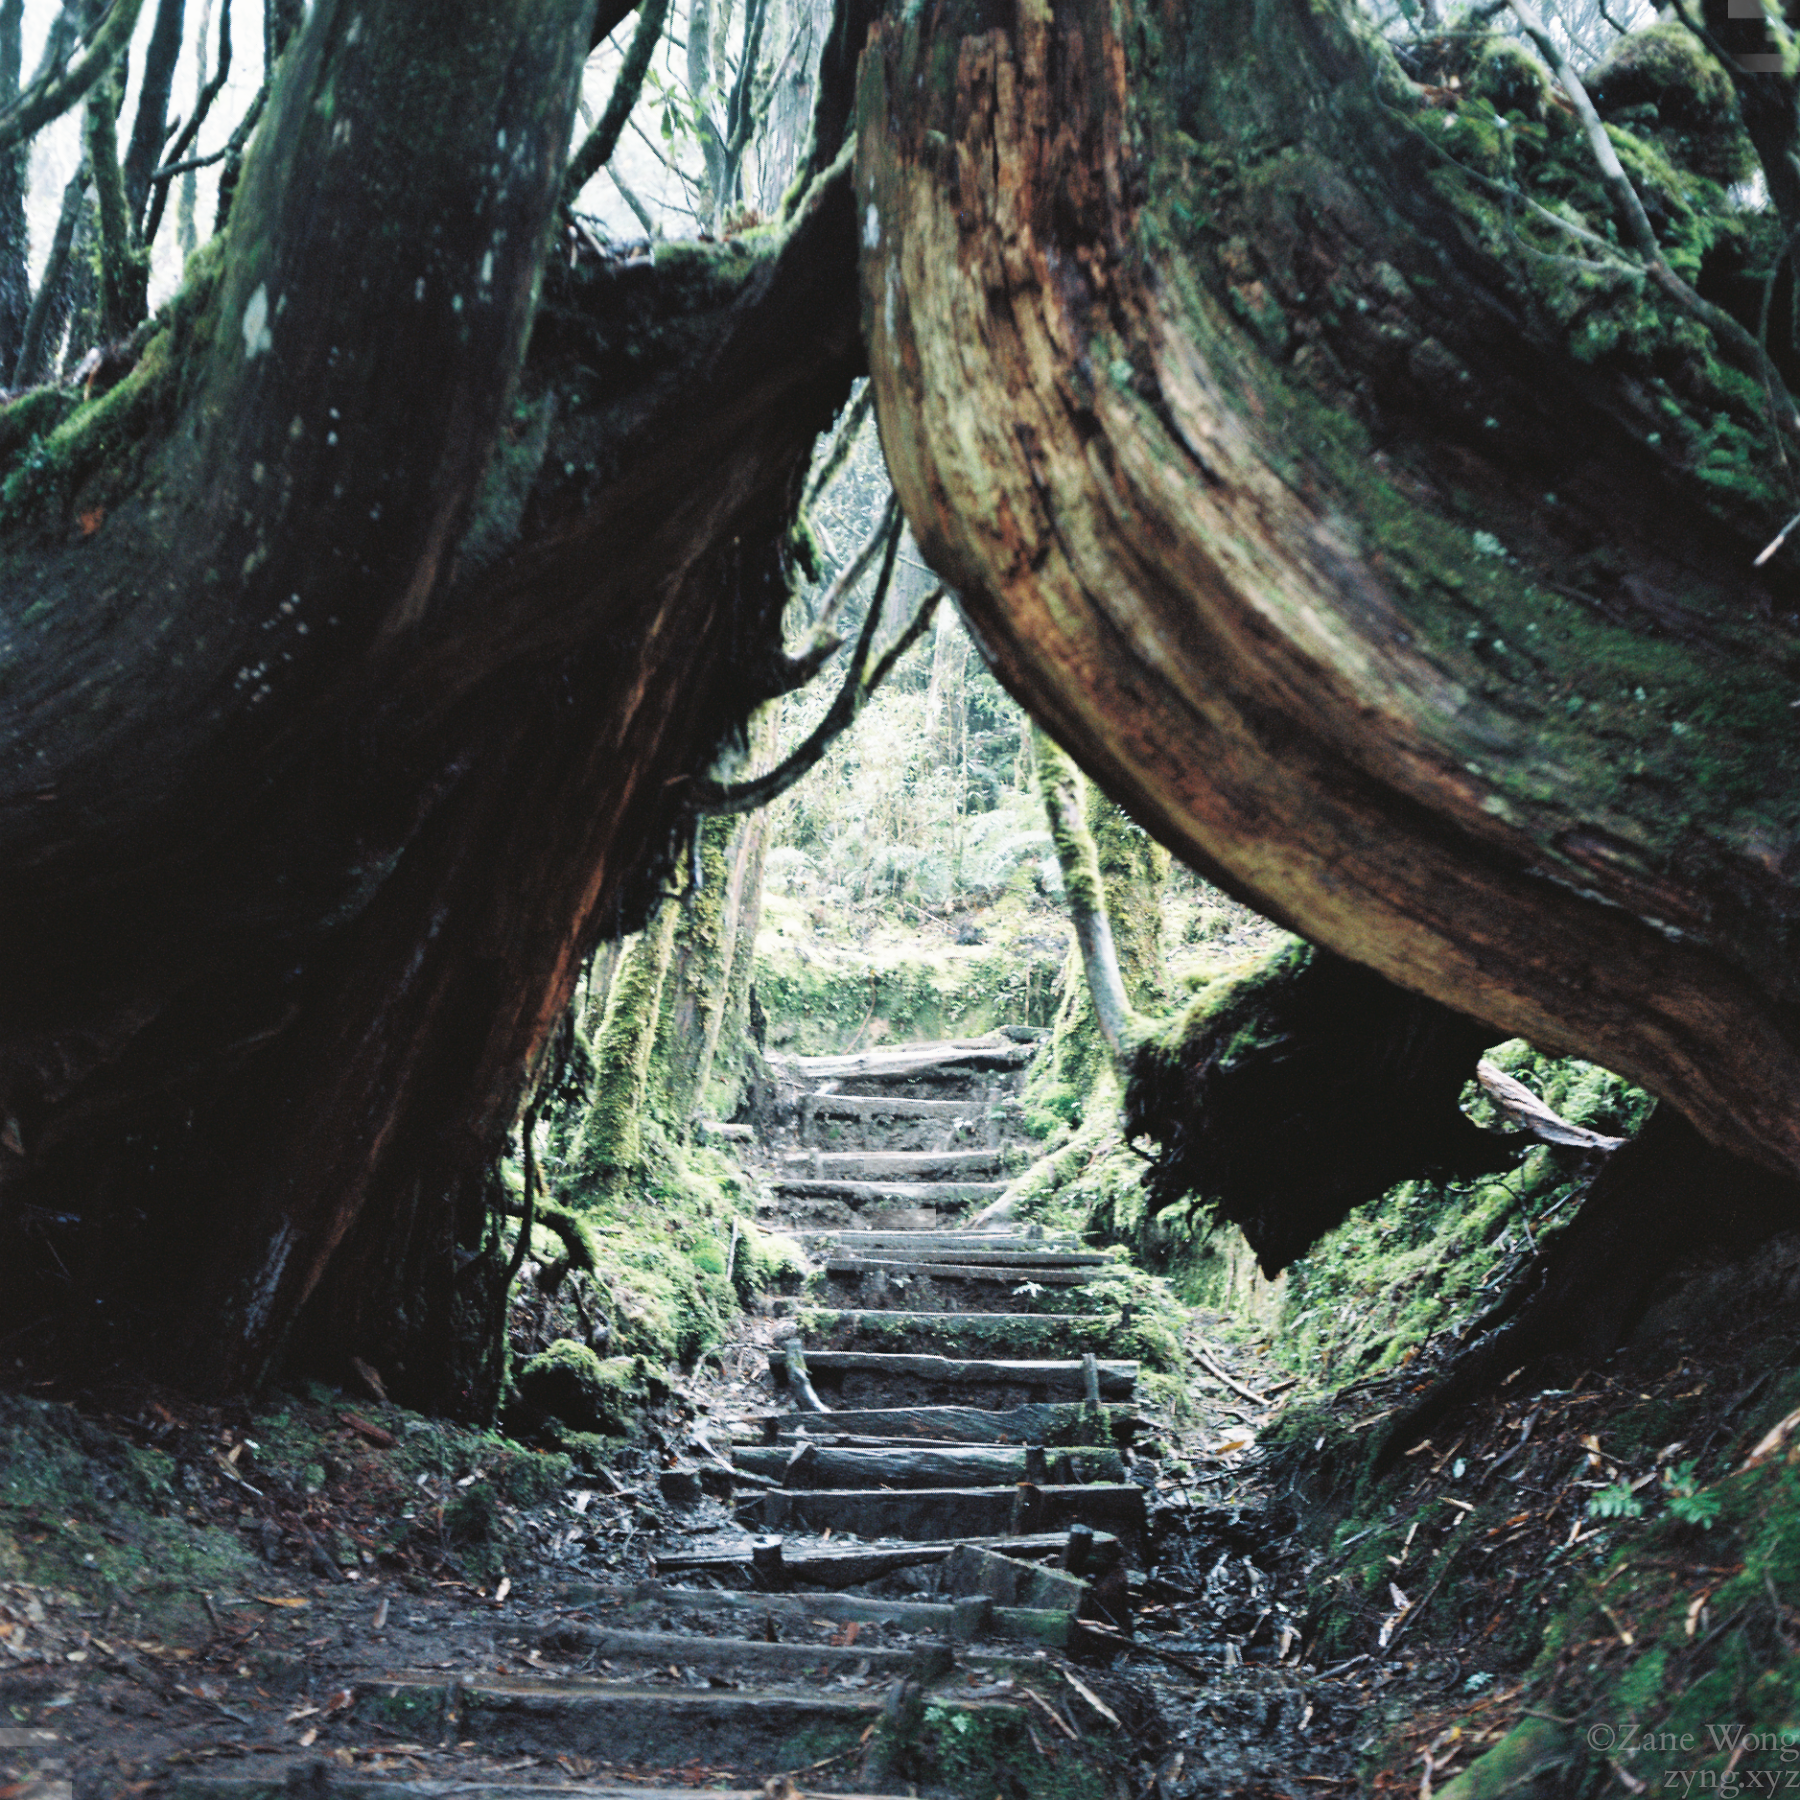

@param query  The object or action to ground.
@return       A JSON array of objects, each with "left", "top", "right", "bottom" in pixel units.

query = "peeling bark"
[{"left": 855, "top": 0, "right": 1800, "bottom": 1187}]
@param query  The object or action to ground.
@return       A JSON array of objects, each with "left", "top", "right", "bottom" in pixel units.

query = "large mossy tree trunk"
[
  {"left": 0, "top": 0, "right": 864, "bottom": 1410},
  {"left": 855, "top": 0, "right": 1800, "bottom": 1192}
]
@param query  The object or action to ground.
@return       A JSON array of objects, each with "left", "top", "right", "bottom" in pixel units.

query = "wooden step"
[
  {"left": 775, "top": 1036, "right": 1034, "bottom": 1083},
  {"left": 768, "top": 1177, "right": 1009, "bottom": 1208},
  {"left": 355, "top": 1676, "right": 909, "bottom": 1766},
  {"left": 525, "top": 1624, "right": 994, "bottom": 1680},
  {"left": 168, "top": 1784, "right": 917, "bottom": 1800},
  {"left": 799, "top": 1230, "right": 1088, "bottom": 1256},
  {"left": 822, "top": 1256, "right": 1100, "bottom": 1284},
  {"left": 794, "top": 1309, "right": 1117, "bottom": 1356},
  {"left": 781, "top": 1147, "right": 1021, "bottom": 1181},
  {"left": 942, "top": 1543, "right": 1091, "bottom": 1612},
  {"left": 793, "top": 1351, "right": 1138, "bottom": 1399},
  {"left": 652, "top": 1527, "right": 1122, "bottom": 1587},
  {"left": 560, "top": 1582, "right": 1080, "bottom": 1648},
  {"left": 754, "top": 1401, "right": 1132, "bottom": 1444},
  {"left": 737, "top": 1482, "right": 1148, "bottom": 1541},
  {"left": 801, "top": 1094, "right": 1002, "bottom": 1120},
  {"left": 733, "top": 1441, "right": 1126, "bottom": 1488}
]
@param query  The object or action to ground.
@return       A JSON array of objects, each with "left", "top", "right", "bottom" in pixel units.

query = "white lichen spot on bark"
[
  {"left": 242, "top": 284, "right": 274, "bottom": 359},
  {"left": 863, "top": 203, "right": 880, "bottom": 249}
]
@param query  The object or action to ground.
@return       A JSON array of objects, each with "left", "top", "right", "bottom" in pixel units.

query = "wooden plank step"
[
  {"left": 167, "top": 1784, "right": 917, "bottom": 1800},
  {"left": 795, "top": 1309, "right": 1117, "bottom": 1356},
  {"left": 799, "top": 1230, "right": 1087, "bottom": 1255},
  {"left": 800, "top": 1094, "right": 999, "bottom": 1120},
  {"left": 755, "top": 1402, "right": 1133, "bottom": 1444},
  {"left": 775, "top": 1036, "right": 1035, "bottom": 1082},
  {"left": 733, "top": 1441, "right": 1126, "bottom": 1488},
  {"left": 823, "top": 1256, "right": 1099, "bottom": 1284},
  {"left": 526, "top": 1624, "right": 999, "bottom": 1679},
  {"left": 355, "top": 1677, "right": 919, "bottom": 1765},
  {"left": 737, "top": 1482, "right": 1148, "bottom": 1540},
  {"left": 652, "top": 1527, "right": 1122, "bottom": 1586},
  {"left": 769, "top": 1178, "right": 1008, "bottom": 1207},
  {"left": 558, "top": 1582, "right": 1078, "bottom": 1648},
  {"left": 794, "top": 1351, "right": 1137, "bottom": 1398},
  {"left": 781, "top": 1147, "right": 1020, "bottom": 1180},
  {"left": 942, "top": 1544, "right": 1090, "bottom": 1612}
]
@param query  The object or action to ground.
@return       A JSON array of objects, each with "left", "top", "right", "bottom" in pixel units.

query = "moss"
[
  {"left": 515, "top": 1342, "right": 649, "bottom": 1436},
  {"left": 1586, "top": 21, "right": 1757, "bottom": 187}
]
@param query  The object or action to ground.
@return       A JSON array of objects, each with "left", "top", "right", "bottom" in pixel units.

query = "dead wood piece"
[
  {"left": 825, "top": 1256, "right": 1097, "bottom": 1284},
  {"left": 653, "top": 1527, "right": 1123, "bottom": 1588},
  {"left": 740, "top": 1482, "right": 1148, "bottom": 1541},
  {"left": 941, "top": 1543, "right": 1087, "bottom": 1611},
  {"left": 1474, "top": 1061, "right": 1626, "bottom": 1151}
]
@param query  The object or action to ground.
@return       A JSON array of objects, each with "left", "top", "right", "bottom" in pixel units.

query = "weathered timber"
[
  {"left": 166, "top": 1785, "right": 919, "bottom": 1800},
  {"left": 798, "top": 1231, "right": 1091, "bottom": 1257},
  {"left": 652, "top": 1528, "right": 1122, "bottom": 1586},
  {"left": 733, "top": 1441, "right": 1125, "bottom": 1488},
  {"left": 823, "top": 1256, "right": 1100, "bottom": 1284},
  {"left": 770, "top": 1178, "right": 1009, "bottom": 1208},
  {"left": 760, "top": 1403, "right": 1131, "bottom": 1445},
  {"left": 558, "top": 1583, "right": 1077, "bottom": 1647},
  {"left": 801, "top": 1095, "right": 1000, "bottom": 1120},
  {"left": 941, "top": 1544, "right": 1088, "bottom": 1613},
  {"left": 526, "top": 1625, "right": 995, "bottom": 1679},
  {"left": 358, "top": 1677, "right": 900, "bottom": 1763},
  {"left": 773, "top": 1038, "right": 1034, "bottom": 1084},
  {"left": 737, "top": 1482, "right": 1148, "bottom": 1541},
  {"left": 794, "top": 1352, "right": 1137, "bottom": 1398},
  {"left": 796, "top": 1310, "right": 1117, "bottom": 1356},
  {"left": 783, "top": 1148, "right": 1021, "bottom": 1181}
]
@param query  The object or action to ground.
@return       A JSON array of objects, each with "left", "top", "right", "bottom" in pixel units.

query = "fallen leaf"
[
  {"left": 254, "top": 1596, "right": 309, "bottom": 1608},
  {"left": 494, "top": 1577, "right": 511, "bottom": 1605},
  {"left": 299, "top": 1727, "right": 317, "bottom": 1747},
  {"left": 78, "top": 507, "right": 105, "bottom": 537},
  {"left": 1060, "top": 1665, "right": 1120, "bottom": 1727},
  {"left": 324, "top": 1686, "right": 354, "bottom": 1714}
]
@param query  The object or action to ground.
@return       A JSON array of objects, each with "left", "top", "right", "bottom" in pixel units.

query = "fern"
[
  {"left": 1662, "top": 1459, "right": 1721, "bottom": 1530},
  {"left": 1587, "top": 1479, "right": 1644, "bottom": 1522}
]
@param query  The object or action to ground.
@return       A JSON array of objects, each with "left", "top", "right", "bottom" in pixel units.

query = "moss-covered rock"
[
  {"left": 515, "top": 1341, "right": 649, "bottom": 1436},
  {"left": 1586, "top": 21, "right": 1757, "bottom": 187}
]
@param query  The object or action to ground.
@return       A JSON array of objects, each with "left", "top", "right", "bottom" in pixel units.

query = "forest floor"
[{"left": 4, "top": 1270, "right": 1799, "bottom": 1796}]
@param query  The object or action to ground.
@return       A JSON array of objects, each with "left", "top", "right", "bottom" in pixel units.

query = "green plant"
[
  {"left": 1587, "top": 1479, "right": 1645, "bottom": 1522},
  {"left": 1661, "top": 1458, "right": 1721, "bottom": 1530}
]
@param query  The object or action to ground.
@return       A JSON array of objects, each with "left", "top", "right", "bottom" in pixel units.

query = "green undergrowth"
[
  {"left": 753, "top": 889, "right": 1065, "bottom": 1054},
  {"left": 0, "top": 1383, "right": 580, "bottom": 1639}
]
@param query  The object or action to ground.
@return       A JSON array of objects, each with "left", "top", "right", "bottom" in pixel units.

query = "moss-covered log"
[
  {"left": 855, "top": 2, "right": 1800, "bottom": 1189},
  {"left": 1125, "top": 939, "right": 1518, "bottom": 1275}
]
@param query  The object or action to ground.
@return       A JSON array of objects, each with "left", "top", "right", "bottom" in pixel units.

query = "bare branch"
[
  {"left": 0, "top": 0, "right": 148, "bottom": 158},
  {"left": 142, "top": 0, "right": 231, "bottom": 247},
  {"left": 564, "top": 0, "right": 671, "bottom": 202}
]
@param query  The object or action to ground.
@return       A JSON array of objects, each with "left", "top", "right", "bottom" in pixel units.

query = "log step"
[
  {"left": 526, "top": 1624, "right": 1011, "bottom": 1680},
  {"left": 780, "top": 1147, "right": 1021, "bottom": 1180},
  {"left": 733, "top": 1442, "right": 1125, "bottom": 1488},
  {"left": 773, "top": 1037, "right": 1034, "bottom": 1082},
  {"left": 737, "top": 1482, "right": 1148, "bottom": 1541},
  {"left": 798, "top": 1230, "right": 1088, "bottom": 1255},
  {"left": 800, "top": 1094, "right": 1004, "bottom": 1120},
  {"left": 560, "top": 1582, "right": 1080, "bottom": 1648},
  {"left": 822, "top": 1256, "right": 1100, "bottom": 1283},
  {"left": 768, "top": 1178, "right": 1009, "bottom": 1208},
  {"left": 792, "top": 1351, "right": 1138, "bottom": 1398},
  {"left": 353, "top": 1676, "right": 913, "bottom": 1766},
  {"left": 652, "top": 1527, "right": 1122, "bottom": 1587},
  {"left": 752, "top": 1402, "right": 1133, "bottom": 1444},
  {"left": 795, "top": 1309, "right": 1117, "bottom": 1356},
  {"left": 168, "top": 1784, "right": 915, "bottom": 1800}
]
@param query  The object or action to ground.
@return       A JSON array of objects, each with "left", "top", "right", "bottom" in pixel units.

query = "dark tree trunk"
[
  {"left": 0, "top": 0, "right": 863, "bottom": 1409},
  {"left": 855, "top": 0, "right": 1800, "bottom": 1190},
  {"left": 121, "top": 0, "right": 186, "bottom": 232},
  {"left": 0, "top": 0, "right": 27, "bottom": 376}
]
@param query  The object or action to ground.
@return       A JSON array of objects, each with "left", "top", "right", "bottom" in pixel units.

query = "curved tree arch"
[{"left": 855, "top": 0, "right": 1800, "bottom": 1182}]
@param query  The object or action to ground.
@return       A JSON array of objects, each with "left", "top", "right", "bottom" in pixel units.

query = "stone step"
[
  {"left": 792, "top": 1350, "right": 1138, "bottom": 1399},
  {"left": 652, "top": 1527, "right": 1122, "bottom": 1588},
  {"left": 749, "top": 1401, "right": 1133, "bottom": 1444},
  {"left": 800, "top": 1093, "right": 1002, "bottom": 1121},
  {"left": 737, "top": 1482, "right": 1149, "bottom": 1541},
  {"left": 767, "top": 1177, "right": 1009, "bottom": 1208},
  {"left": 780, "top": 1147, "right": 1021, "bottom": 1181},
  {"left": 793, "top": 1308, "right": 1118, "bottom": 1358},
  {"left": 733, "top": 1441, "right": 1126, "bottom": 1488},
  {"left": 562, "top": 1581, "right": 1080, "bottom": 1649}
]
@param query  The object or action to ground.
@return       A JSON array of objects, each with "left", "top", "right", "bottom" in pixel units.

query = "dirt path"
[{"left": 2, "top": 1032, "right": 1364, "bottom": 1799}]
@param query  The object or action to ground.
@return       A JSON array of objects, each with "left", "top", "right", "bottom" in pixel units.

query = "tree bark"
[
  {"left": 0, "top": 0, "right": 864, "bottom": 1406},
  {"left": 854, "top": 0, "right": 1800, "bottom": 1187}
]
